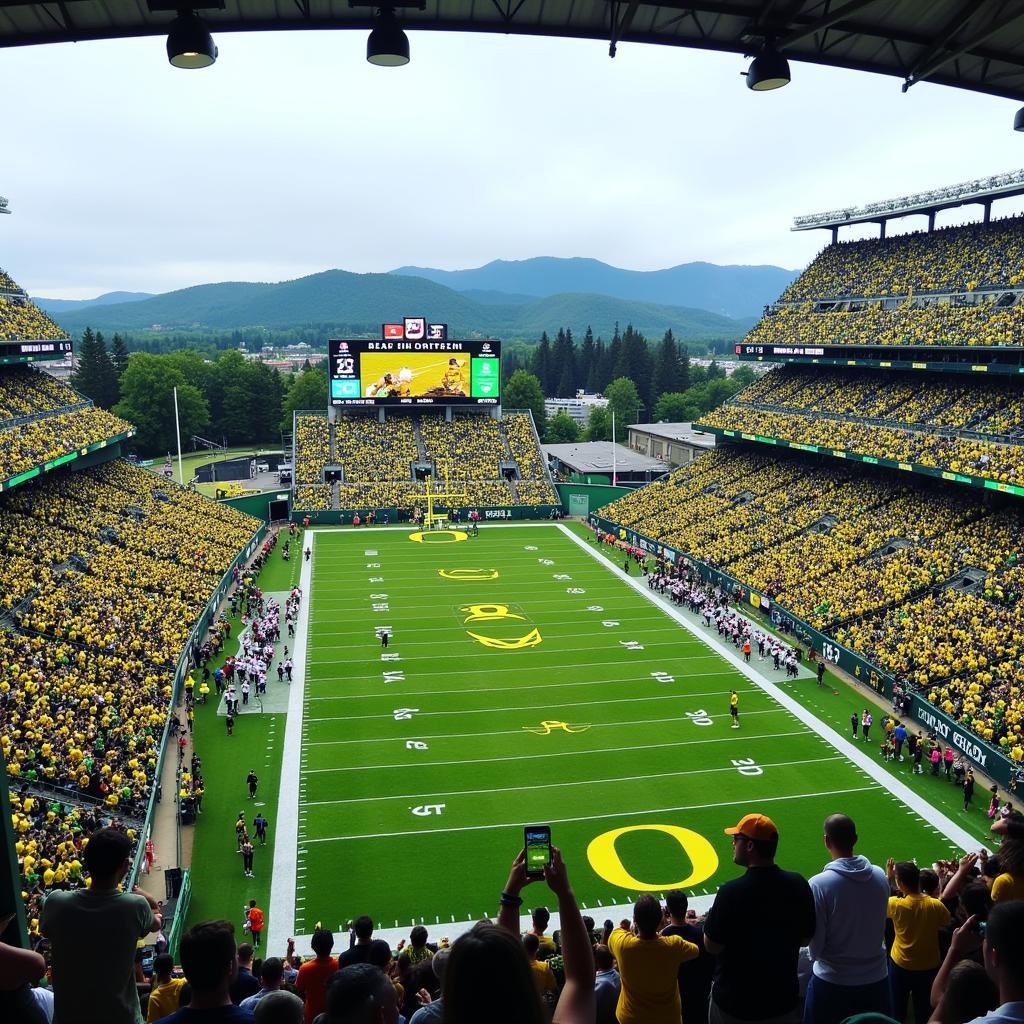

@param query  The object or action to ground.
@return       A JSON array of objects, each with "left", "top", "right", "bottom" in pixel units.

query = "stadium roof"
[
  {"left": 628, "top": 421, "right": 718, "bottom": 447},
  {"left": 793, "top": 168, "right": 1024, "bottom": 231},
  {"left": 6, "top": 1, "right": 1024, "bottom": 105},
  {"left": 543, "top": 441, "right": 666, "bottom": 475}
]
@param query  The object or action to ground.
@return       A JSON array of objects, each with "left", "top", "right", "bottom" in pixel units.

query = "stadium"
[{"left": 6, "top": 5, "right": 1024, "bottom": 1024}]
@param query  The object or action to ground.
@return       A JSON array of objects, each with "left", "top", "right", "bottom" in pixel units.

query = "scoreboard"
[
  {"left": 330, "top": 326, "right": 500, "bottom": 407},
  {"left": 0, "top": 339, "right": 72, "bottom": 365}
]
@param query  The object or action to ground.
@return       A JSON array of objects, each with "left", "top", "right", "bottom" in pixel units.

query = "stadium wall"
[
  {"left": 587, "top": 513, "right": 1020, "bottom": 789},
  {"left": 555, "top": 483, "right": 635, "bottom": 515},
  {"left": 218, "top": 491, "right": 290, "bottom": 523},
  {"left": 289, "top": 505, "right": 560, "bottom": 524}
]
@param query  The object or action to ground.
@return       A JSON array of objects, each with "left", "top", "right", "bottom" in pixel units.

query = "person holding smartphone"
[{"left": 494, "top": 840, "right": 595, "bottom": 1024}]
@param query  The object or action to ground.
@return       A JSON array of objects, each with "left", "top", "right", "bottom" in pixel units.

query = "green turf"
[
  {"left": 292, "top": 524, "right": 959, "bottom": 934},
  {"left": 564, "top": 521, "right": 999, "bottom": 852}
]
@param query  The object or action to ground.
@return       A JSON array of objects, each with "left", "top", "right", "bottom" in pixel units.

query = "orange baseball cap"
[{"left": 724, "top": 814, "right": 778, "bottom": 841}]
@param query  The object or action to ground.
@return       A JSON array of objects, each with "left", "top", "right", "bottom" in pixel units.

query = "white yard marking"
[
  {"left": 556, "top": 523, "right": 984, "bottom": 854},
  {"left": 299, "top": 728, "right": 813, "bottom": 774},
  {"left": 302, "top": 756, "right": 843, "bottom": 806},
  {"left": 266, "top": 533, "right": 314, "bottom": 954}
]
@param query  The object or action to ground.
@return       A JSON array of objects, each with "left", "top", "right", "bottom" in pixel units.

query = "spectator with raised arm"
[{"left": 495, "top": 846, "right": 595, "bottom": 1024}]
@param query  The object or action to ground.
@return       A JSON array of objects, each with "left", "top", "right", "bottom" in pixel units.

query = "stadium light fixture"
[
  {"left": 746, "top": 45, "right": 790, "bottom": 91},
  {"left": 1015, "top": 107, "right": 1024, "bottom": 132},
  {"left": 367, "top": 6, "right": 409, "bottom": 66},
  {"left": 166, "top": 9, "right": 217, "bottom": 68}
]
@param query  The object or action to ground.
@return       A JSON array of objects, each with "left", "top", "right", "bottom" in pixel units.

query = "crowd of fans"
[
  {"left": 293, "top": 416, "right": 330, "bottom": 488},
  {"left": 744, "top": 301, "right": 1024, "bottom": 351},
  {"left": 0, "top": 458, "right": 261, "bottom": 925},
  {"left": 0, "top": 295, "right": 66, "bottom": 342},
  {"left": 7, "top": 814, "right": 1024, "bottom": 1024},
  {"left": 700, "top": 403, "right": 1024, "bottom": 487},
  {"left": 292, "top": 411, "right": 556, "bottom": 513},
  {"left": 599, "top": 447, "right": 1024, "bottom": 758},
  {"left": 781, "top": 216, "right": 1024, "bottom": 301}
]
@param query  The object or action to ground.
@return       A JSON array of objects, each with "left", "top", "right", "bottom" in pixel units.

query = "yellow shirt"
[
  {"left": 146, "top": 978, "right": 186, "bottom": 1022},
  {"left": 608, "top": 928, "right": 699, "bottom": 1024},
  {"left": 887, "top": 894, "right": 950, "bottom": 970},
  {"left": 991, "top": 872, "right": 1024, "bottom": 903},
  {"left": 530, "top": 958, "right": 557, "bottom": 994}
]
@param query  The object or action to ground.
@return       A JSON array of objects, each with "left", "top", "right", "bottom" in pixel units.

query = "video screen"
[{"left": 329, "top": 339, "right": 500, "bottom": 407}]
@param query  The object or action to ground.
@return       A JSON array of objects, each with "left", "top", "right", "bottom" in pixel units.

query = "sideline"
[
  {"left": 266, "top": 533, "right": 313, "bottom": 953},
  {"left": 556, "top": 523, "right": 982, "bottom": 853}
]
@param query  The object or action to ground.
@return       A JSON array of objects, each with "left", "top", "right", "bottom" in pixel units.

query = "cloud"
[{"left": 2, "top": 30, "right": 1021, "bottom": 299}]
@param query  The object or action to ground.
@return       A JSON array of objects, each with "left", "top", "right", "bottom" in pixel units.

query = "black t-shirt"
[
  {"left": 662, "top": 922, "right": 714, "bottom": 1022},
  {"left": 704, "top": 865, "right": 815, "bottom": 1019},
  {"left": 338, "top": 943, "right": 373, "bottom": 969}
]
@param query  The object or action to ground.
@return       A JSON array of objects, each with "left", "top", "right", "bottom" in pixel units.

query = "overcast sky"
[{"left": 3, "top": 29, "right": 1024, "bottom": 299}]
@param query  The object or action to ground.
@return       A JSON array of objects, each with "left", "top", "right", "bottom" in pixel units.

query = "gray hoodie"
[{"left": 808, "top": 855, "right": 890, "bottom": 985}]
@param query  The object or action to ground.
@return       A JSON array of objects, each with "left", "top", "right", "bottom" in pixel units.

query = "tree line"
[
  {"left": 502, "top": 323, "right": 754, "bottom": 443},
  {"left": 68, "top": 323, "right": 752, "bottom": 456},
  {"left": 71, "top": 328, "right": 327, "bottom": 455}
]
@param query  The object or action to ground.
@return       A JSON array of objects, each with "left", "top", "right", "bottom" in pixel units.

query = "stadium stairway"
[{"left": 412, "top": 417, "right": 427, "bottom": 462}]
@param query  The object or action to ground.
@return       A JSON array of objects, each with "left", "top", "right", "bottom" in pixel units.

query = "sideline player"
[{"left": 730, "top": 690, "right": 740, "bottom": 729}]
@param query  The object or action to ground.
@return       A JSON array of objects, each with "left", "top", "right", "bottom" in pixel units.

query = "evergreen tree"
[
  {"left": 599, "top": 325, "right": 622, "bottom": 393},
  {"left": 586, "top": 338, "right": 605, "bottom": 393},
  {"left": 71, "top": 327, "right": 119, "bottom": 409},
  {"left": 652, "top": 329, "right": 680, "bottom": 400},
  {"left": 579, "top": 327, "right": 596, "bottom": 391},
  {"left": 530, "top": 332, "right": 553, "bottom": 395},
  {"left": 552, "top": 327, "right": 577, "bottom": 397},
  {"left": 110, "top": 334, "right": 130, "bottom": 382},
  {"left": 613, "top": 324, "right": 653, "bottom": 414},
  {"left": 679, "top": 345, "right": 691, "bottom": 393}
]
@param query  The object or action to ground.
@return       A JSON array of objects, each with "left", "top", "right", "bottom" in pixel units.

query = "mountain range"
[{"left": 36, "top": 258, "right": 797, "bottom": 341}]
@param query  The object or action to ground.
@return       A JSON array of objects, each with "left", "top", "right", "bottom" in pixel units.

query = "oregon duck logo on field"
[
  {"left": 587, "top": 825, "right": 719, "bottom": 891},
  {"left": 409, "top": 530, "right": 468, "bottom": 544},
  {"left": 522, "top": 719, "right": 591, "bottom": 735},
  {"left": 437, "top": 568, "right": 499, "bottom": 580}
]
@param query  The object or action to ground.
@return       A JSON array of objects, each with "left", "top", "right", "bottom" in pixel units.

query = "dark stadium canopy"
[{"left": 5, "top": 0, "right": 1024, "bottom": 103}]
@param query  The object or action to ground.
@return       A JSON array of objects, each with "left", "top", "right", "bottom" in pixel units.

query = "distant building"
[
  {"left": 542, "top": 441, "right": 666, "bottom": 484},
  {"left": 544, "top": 391, "right": 608, "bottom": 426},
  {"left": 627, "top": 422, "right": 716, "bottom": 468}
]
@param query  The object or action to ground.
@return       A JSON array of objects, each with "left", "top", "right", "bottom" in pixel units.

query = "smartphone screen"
[{"left": 525, "top": 825, "right": 552, "bottom": 877}]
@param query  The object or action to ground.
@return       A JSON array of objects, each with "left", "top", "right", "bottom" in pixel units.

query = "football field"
[{"left": 268, "top": 522, "right": 973, "bottom": 947}]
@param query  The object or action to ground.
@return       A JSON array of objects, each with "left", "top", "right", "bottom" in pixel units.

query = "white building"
[
  {"left": 627, "top": 422, "right": 716, "bottom": 468},
  {"left": 544, "top": 391, "right": 608, "bottom": 426}
]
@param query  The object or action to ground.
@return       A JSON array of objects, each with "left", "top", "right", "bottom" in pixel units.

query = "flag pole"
[
  {"left": 612, "top": 409, "right": 617, "bottom": 486},
  {"left": 174, "top": 386, "right": 184, "bottom": 486}
]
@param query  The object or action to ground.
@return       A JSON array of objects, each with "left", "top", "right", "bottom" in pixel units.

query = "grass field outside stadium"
[{"left": 178, "top": 520, "right": 981, "bottom": 953}]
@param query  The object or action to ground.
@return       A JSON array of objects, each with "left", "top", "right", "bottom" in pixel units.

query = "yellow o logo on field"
[
  {"left": 409, "top": 530, "right": 468, "bottom": 544},
  {"left": 438, "top": 568, "right": 499, "bottom": 580},
  {"left": 466, "top": 628, "right": 543, "bottom": 650},
  {"left": 587, "top": 825, "right": 718, "bottom": 891}
]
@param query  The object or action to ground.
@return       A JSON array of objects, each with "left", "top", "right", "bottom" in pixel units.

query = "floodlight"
[
  {"left": 367, "top": 7, "right": 409, "bottom": 66},
  {"left": 167, "top": 10, "right": 217, "bottom": 69},
  {"left": 746, "top": 46, "right": 790, "bottom": 91}
]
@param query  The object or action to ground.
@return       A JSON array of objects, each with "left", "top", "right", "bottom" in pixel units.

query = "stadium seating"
[
  {"left": 294, "top": 414, "right": 330, "bottom": 486},
  {"left": 294, "top": 411, "right": 556, "bottom": 512},
  {"left": 599, "top": 447, "right": 1024, "bottom": 758},
  {"left": 699, "top": 365, "right": 1024, "bottom": 485},
  {"left": 0, "top": 295, "right": 66, "bottom": 341},
  {"left": 782, "top": 215, "right": 1024, "bottom": 301}
]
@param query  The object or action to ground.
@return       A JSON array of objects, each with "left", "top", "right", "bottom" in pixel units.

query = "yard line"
[
  {"left": 308, "top": 641, "right": 719, "bottom": 659},
  {"left": 557, "top": 523, "right": 984, "bottom": 854},
  {"left": 303, "top": 756, "right": 844, "bottom": 806},
  {"left": 304, "top": 694, "right": 787, "bottom": 723},
  {"left": 307, "top": 618, "right": 692, "bottom": 636},
  {"left": 300, "top": 785, "right": 879, "bottom": 845},
  {"left": 300, "top": 727, "right": 813, "bottom": 774},
  {"left": 306, "top": 659, "right": 729, "bottom": 684},
  {"left": 306, "top": 678, "right": 761, "bottom": 702},
  {"left": 305, "top": 708, "right": 795, "bottom": 746}
]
